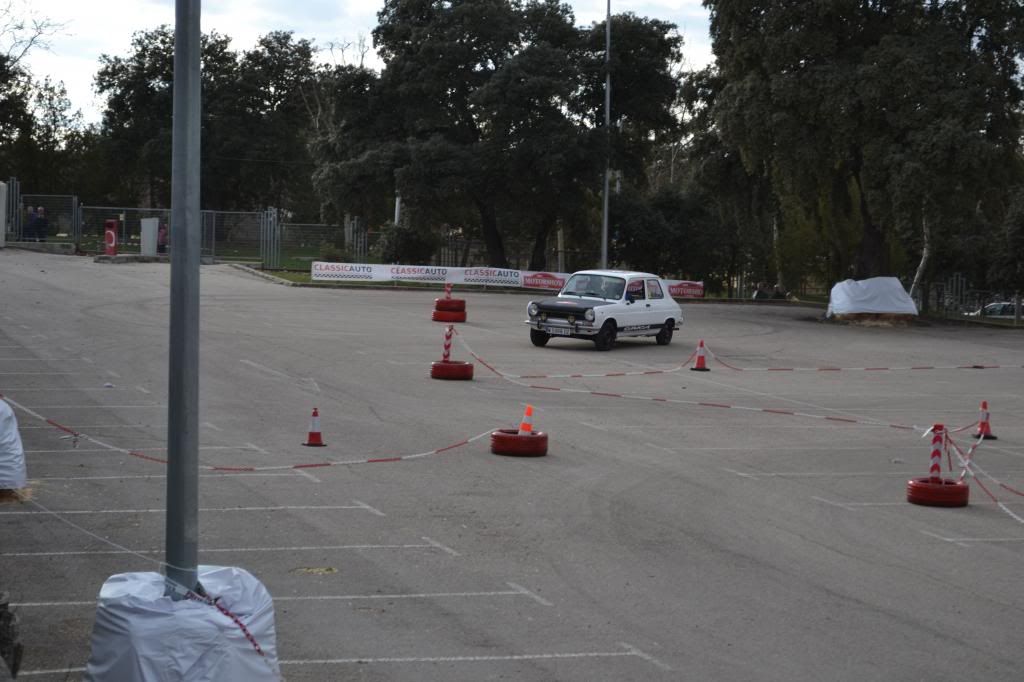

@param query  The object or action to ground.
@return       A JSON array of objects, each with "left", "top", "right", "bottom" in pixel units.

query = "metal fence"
[
  {"left": 15, "top": 194, "right": 80, "bottom": 243},
  {"left": 3, "top": 177, "right": 21, "bottom": 240},
  {"left": 81, "top": 206, "right": 171, "bottom": 253},
  {"left": 432, "top": 234, "right": 598, "bottom": 271}
]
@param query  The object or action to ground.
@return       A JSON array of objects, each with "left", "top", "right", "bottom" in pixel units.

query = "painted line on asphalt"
[
  {"left": 20, "top": 404, "right": 166, "bottom": 409},
  {"left": 422, "top": 536, "right": 461, "bottom": 556},
  {"left": 14, "top": 585, "right": 553, "bottom": 608},
  {"left": 352, "top": 500, "right": 386, "bottom": 516},
  {"left": 293, "top": 468, "right": 321, "bottom": 483},
  {"left": 0, "top": 504, "right": 378, "bottom": 516},
  {"left": 15, "top": 643, "right": 667, "bottom": 676},
  {"left": 25, "top": 445, "right": 259, "bottom": 454},
  {"left": 3, "top": 387, "right": 132, "bottom": 392},
  {"left": 0, "top": 541, "right": 447, "bottom": 558},
  {"left": 506, "top": 582, "right": 554, "bottom": 607},
  {"left": 277, "top": 642, "right": 668, "bottom": 669},
  {"left": 810, "top": 496, "right": 859, "bottom": 511},
  {"left": 31, "top": 472, "right": 298, "bottom": 481},
  {"left": 18, "top": 423, "right": 167, "bottom": 430},
  {"left": 919, "top": 530, "right": 971, "bottom": 548}
]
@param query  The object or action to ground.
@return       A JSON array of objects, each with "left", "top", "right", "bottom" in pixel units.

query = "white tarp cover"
[
  {"left": 827, "top": 277, "right": 918, "bottom": 316},
  {"left": 85, "top": 565, "right": 279, "bottom": 681},
  {"left": 0, "top": 399, "right": 26, "bottom": 489}
]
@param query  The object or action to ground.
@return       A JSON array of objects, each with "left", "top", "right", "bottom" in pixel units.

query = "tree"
[
  {"left": 705, "top": 0, "right": 1024, "bottom": 285},
  {"left": 311, "top": 0, "right": 684, "bottom": 269}
]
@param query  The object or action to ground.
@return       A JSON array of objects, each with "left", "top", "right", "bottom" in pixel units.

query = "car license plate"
[{"left": 546, "top": 326, "right": 570, "bottom": 336}]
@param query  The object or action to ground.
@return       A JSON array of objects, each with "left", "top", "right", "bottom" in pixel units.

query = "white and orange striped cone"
[
  {"left": 928, "top": 424, "right": 944, "bottom": 483},
  {"left": 518, "top": 404, "right": 535, "bottom": 435},
  {"left": 431, "top": 325, "right": 473, "bottom": 379},
  {"left": 974, "top": 400, "right": 998, "bottom": 440},
  {"left": 442, "top": 325, "right": 453, "bottom": 362},
  {"left": 303, "top": 408, "right": 326, "bottom": 447},
  {"left": 906, "top": 423, "right": 968, "bottom": 507},
  {"left": 690, "top": 339, "right": 710, "bottom": 371}
]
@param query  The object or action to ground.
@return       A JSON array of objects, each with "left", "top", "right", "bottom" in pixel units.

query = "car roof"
[{"left": 571, "top": 269, "right": 661, "bottom": 279}]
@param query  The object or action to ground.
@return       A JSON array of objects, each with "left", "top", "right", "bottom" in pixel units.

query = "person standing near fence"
[
  {"left": 23, "top": 206, "right": 35, "bottom": 241},
  {"left": 158, "top": 223, "right": 168, "bottom": 254},
  {"left": 33, "top": 207, "right": 48, "bottom": 242}
]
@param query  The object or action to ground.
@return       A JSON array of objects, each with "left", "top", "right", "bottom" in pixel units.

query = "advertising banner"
[{"left": 311, "top": 262, "right": 704, "bottom": 298}]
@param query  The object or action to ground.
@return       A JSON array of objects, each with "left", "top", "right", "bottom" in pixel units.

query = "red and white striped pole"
[
  {"left": 929, "top": 424, "right": 944, "bottom": 483},
  {"left": 442, "top": 325, "right": 453, "bottom": 362},
  {"left": 444, "top": 282, "right": 453, "bottom": 300}
]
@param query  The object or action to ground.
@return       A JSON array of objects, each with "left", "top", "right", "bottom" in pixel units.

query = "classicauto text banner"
[{"left": 311, "top": 262, "right": 703, "bottom": 297}]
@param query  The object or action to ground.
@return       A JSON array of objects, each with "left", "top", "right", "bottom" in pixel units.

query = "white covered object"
[
  {"left": 827, "top": 277, "right": 918, "bottom": 317},
  {"left": 0, "top": 399, "right": 26, "bottom": 489},
  {"left": 85, "top": 565, "right": 279, "bottom": 681}
]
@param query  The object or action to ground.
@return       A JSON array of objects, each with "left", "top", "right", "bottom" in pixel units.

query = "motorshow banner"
[{"left": 311, "top": 262, "right": 703, "bottom": 297}]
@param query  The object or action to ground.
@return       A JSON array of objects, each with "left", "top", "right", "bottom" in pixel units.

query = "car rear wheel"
[
  {"left": 655, "top": 320, "right": 674, "bottom": 346},
  {"left": 530, "top": 329, "right": 550, "bottom": 347},
  {"left": 594, "top": 320, "right": 616, "bottom": 351}
]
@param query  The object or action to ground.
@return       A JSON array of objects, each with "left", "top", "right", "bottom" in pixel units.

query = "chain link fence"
[{"left": 15, "top": 194, "right": 80, "bottom": 243}]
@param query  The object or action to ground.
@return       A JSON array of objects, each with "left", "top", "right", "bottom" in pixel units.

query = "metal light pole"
[
  {"left": 165, "top": 0, "right": 202, "bottom": 598},
  {"left": 600, "top": 0, "right": 611, "bottom": 269}
]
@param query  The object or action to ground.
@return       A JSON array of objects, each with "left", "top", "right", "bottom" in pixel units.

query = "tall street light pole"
[
  {"left": 600, "top": 0, "right": 611, "bottom": 269},
  {"left": 165, "top": 0, "right": 202, "bottom": 598}
]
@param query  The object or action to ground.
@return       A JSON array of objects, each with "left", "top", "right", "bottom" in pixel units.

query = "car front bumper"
[{"left": 525, "top": 319, "right": 599, "bottom": 337}]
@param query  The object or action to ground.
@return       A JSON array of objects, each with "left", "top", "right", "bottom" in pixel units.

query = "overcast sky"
[{"left": 27, "top": 0, "right": 713, "bottom": 125}]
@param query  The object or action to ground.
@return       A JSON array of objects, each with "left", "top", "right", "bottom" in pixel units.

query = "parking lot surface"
[{"left": 1, "top": 249, "right": 1022, "bottom": 680}]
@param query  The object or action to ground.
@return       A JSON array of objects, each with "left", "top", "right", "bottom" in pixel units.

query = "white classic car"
[{"left": 525, "top": 270, "right": 683, "bottom": 350}]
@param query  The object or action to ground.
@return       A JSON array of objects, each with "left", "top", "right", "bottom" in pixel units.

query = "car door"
[
  {"left": 643, "top": 278, "right": 671, "bottom": 330},
  {"left": 618, "top": 278, "right": 648, "bottom": 334}
]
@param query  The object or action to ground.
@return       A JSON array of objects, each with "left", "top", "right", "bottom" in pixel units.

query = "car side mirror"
[{"left": 625, "top": 292, "right": 634, "bottom": 304}]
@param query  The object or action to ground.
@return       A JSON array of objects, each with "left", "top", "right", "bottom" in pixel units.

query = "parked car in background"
[
  {"left": 967, "top": 302, "right": 1019, "bottom": 319},
  {"left": 525, "top": 270, "right": 683, "bottom": 351}
]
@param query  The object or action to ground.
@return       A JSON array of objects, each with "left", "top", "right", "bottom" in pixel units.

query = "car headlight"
[
  {"left": 528, "top": 302, "right": 539, "bottom": 317},
  {"left": 585, "top": 308, "right": 595, "bottom": 321}
]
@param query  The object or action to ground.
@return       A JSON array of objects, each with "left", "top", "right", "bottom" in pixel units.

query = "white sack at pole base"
[
  {"left": 826, "top": 277, "right": 919, "bottom": 317},
  {"left": 0, "top": 399, "right": 27, "bottom": 489},
  {"left": 85, "top": 565, "right": 279, "bottom": 682}
]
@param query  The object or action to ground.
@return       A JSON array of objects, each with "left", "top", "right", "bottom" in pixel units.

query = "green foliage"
[
  {"left": 989, "top": 187, "right": 1024, "bottom": 293},
  {"left": 691, "top": 0, "right": 1024, "bottom": 290},
  {"left": 310, "top": 0, "right": 681, "bottom": 269},
  {"left": 318, "top": 241, "right": 351, "bottom": 263},
  {"left": 371, "top": 220, "right": 440, "bottom": 264}
]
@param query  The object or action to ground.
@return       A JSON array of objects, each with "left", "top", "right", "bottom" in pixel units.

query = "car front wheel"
[
  {"left": 593, "top": 321, "right": 616, "bottom": 351},
  {"left": 655, "top": 320, "right": 674, "bottom": 346},
  {"left": 530, "top": 329, "right": 550, "bottom": 347}
]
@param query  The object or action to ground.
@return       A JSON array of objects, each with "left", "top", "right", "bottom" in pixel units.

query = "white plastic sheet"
[
  {"left": 827, "top": 277, "right": 918, "bottom": 317},
  {"left": 0, "top": 399, "right": 26, "bottom": 489},
  {"left": 85, "top": 565, "right": 279, "bottom": 681}
]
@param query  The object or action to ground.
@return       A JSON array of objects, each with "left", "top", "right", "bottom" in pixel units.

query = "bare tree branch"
[{"left": 0, "top": 0, "right": 64, "bottom": 69}]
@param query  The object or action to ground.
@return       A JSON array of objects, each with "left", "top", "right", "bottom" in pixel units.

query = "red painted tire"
[
  {"left": 490, "top": 429, "right": 548, "bottom": 457},
  {"left": 432, "top": 309, "right": 467, "bottom": 323},
  {"left": 434, "top": 298, "right": 466, "bottom": 312},
  {"left": 430, "top": 360, "right": 474, "bottom": 380},
  {"left": 906, "top": 477, "right": 969, "bottom": 507}
]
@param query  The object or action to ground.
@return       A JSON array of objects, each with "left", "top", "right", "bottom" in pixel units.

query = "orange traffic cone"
[
  {"left": 518, "top": 404, "right": 535, "bottom": 435},
  {"left": 491, "top": 404, "right": 548, "bottom": 456},
  {"left": 690, "top": 340, "right": 710, "bottom": 371},
  {"left": 974, "top": 400, "right": 998, "bottom": 440},
  {"left": 303, "top": 408, "right": 326, "bottom": 447}
]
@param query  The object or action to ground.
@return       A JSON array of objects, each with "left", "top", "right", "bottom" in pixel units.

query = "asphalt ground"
[{"left": 1, "top": 249, "right": 1023, "bottom": 681}]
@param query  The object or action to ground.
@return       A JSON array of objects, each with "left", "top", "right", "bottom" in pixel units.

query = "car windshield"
[{"left": 561, "top": 274, "right": 625, "bottom": 300}]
